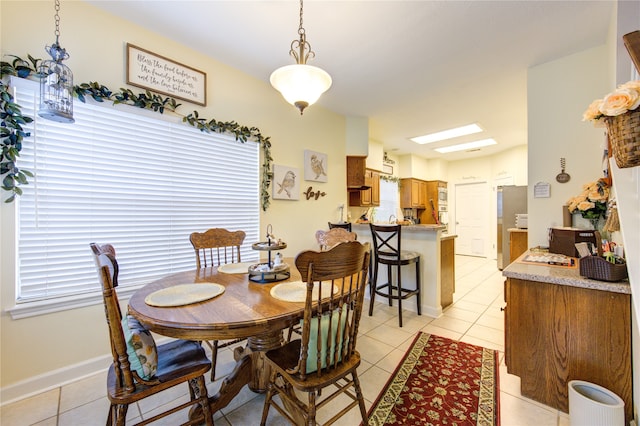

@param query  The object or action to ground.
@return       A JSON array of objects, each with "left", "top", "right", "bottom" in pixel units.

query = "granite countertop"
[
  {"left": 507, "top": 228, "right": 528, "bottom": 233},
  {"left": 352, "top": 223, "right": 446, "bottom": 232},
  {"left": 503, "top": 251, "right": 631, "bottom": 294}
]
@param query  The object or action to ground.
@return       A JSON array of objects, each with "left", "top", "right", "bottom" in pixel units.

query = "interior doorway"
[{"left": 454, "top": 182, "right": 491, "bottom": 257}]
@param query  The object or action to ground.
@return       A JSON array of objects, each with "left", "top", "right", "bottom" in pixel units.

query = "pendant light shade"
[
  {"left": 270, "top": 0, "right": 331, "bottom": 115},
  {"left": 270, "top": 64, "right": 332, "bottom": 114},
  {"left": 38, "top": 0, "right": 74, "bottom": 123}
]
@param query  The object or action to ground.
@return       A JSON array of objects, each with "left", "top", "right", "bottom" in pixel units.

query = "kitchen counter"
[
  {"left": 503, "top": 250, "right": 632, "bottom": 421},
  {"left": 503, "top": 251, "right": 631, "bottom": 294},
  {"left": 353, "top": 223, "right": 452, "bottom": 317}
]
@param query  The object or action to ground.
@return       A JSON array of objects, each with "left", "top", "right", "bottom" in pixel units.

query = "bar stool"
[{"left": 368, "top": 223, "right": 421, "bottom": 327}]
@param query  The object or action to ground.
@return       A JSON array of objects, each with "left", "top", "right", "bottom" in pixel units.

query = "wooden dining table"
[{"left": 127, "top": 258, "right": 306, "bottom": 415}]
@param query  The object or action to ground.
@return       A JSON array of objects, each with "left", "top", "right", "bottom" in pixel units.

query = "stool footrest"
[{"left": 373, "top": 283, "right": 419, "bottom": 300}]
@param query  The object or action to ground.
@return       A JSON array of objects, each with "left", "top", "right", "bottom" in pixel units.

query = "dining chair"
[
  {"left": 328, "top": 221, "right": 352, "bottom": 232},
  {"left": 89, "top": 243, "right": 214, "bottom": 426},
  {"left": 315, "top": 227, "right": 357, "bottom": 251},
  {"left": 368, "top": 223, "right": 421, "bottom": 327},
  {"left": 260, "top": 241, "right": 370, "bottom": 426},
  {"left": 189, "top": 227, "right": 246, "bottom": 380},
  {"left": 189, "top": 228, "right": 246, "bottom": 269}
]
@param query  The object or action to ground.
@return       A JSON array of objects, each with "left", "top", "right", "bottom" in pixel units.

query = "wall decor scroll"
[{"left": 126, "top": 43, "right": 207, "bottom": 106}]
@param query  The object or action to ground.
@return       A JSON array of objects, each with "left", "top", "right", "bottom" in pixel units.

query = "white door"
[{"left": 455, "top": 182, "right": 490, "bottom": 257}]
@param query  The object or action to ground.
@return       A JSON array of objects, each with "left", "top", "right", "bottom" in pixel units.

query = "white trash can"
[{"left": 568, "top": 380, "right": 624, "bottom": 426}]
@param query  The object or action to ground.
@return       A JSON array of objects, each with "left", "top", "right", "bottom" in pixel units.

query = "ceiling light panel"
[
  {"left": 434, "top": 138, "right": 497, "bottom": 153},
  {"left": 410, "top": 123, "right": 482, "bottom": 145}
]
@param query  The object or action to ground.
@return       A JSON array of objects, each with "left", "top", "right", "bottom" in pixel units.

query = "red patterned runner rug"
[{"left": 366, "top": 332, "right": 500, "bottom": 425}]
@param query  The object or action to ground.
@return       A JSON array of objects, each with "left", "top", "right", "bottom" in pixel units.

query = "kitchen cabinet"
[
  {"left": 508, "top": 229, "right": 528, "bottom": 264},
  {"left": 421, "top": 180, "right": 447, "bottom": 224},
  {"left": 349, "top": 169, "right": 380, "bottom": 207},
  {"left": 400, "top": 178, "right": 426, "bottom": 209},
  {"left": 504, "top": 276, "right": 632, "bottom": 422},
  {"left": 346, "top": 156, "right": 367, "bottom": 189},
  {"left": 440, "top": 235, "right": 456, "bottom": 308}
]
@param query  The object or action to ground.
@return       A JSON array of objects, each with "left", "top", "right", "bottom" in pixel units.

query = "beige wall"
[
  {"left": 527, "top": 44, "right": 610, "bottom": 247},
  {"left": 0, "top": 0, "right": 347, "bottom": 396}
]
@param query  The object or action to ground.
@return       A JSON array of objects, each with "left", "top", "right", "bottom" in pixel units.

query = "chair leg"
[
  {"left": 307, "top": 391, "right": 318, "bottom": 426},
  {"left": 210, "top": 340, "right": 219, "bottom": 381},
  {"left": 368, "top": 260, "right": 379, "bottom": 316},
  {"left": 416, "top": 259, "right": 422, "bottom": 315},
  {"left": 352, "top": 371, "right": 368, "bottom": 424},
  {"left": 194, "top": 376, "right": 214, "bottom": 426},
  {"left": 397, "top": 265, "right": 403, "bottom": 327},
  {"left": 112, "top": 404, "right": 127, "bottom": 426},
  {"left": 386, "top": 265, "right": 393, "bottom": 307},
  {"left": 260, "top": 370, "right": 278, "bottom": 426}
]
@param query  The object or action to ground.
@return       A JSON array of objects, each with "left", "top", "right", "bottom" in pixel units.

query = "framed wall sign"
[{"left": 126, "top": 43, "right": 207, "bottom": 106}]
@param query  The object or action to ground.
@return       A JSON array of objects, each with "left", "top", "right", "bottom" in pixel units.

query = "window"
[
  {"left": 376, "top": 178, "right": 401, "bottom": 223},
  {"left": 11, "top": 77, "right": 260, "bottom": 308}
]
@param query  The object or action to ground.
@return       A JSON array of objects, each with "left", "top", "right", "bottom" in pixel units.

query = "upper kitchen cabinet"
[
  {"left": 347, "top": 157, "right": 380, "bottom": 206},
  {"left": 346, "top": 156, "right": 368, "bottom": 189},
  {"left": 349, "top": 168, "right": 380, "bottom": 207},
  {"left": 400, "top": 178, "right": 427, "bottom": 209}
]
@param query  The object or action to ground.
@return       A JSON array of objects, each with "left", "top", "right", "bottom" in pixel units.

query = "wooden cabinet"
[
  {"left": 370, "top": 169, "right": 380, "bottom": 205},
  {"left": 420, "top": 180, "right": 447, "bottom": 224},
  {"left": 346, "top": 156, "right": 367, "bottom": 189},
  {"left": 440, "top": 236, "right": 456, "bottom": 308},
  {"left": 400, "top": 178, "right": 426, "bottom": 209},
  {"left": 508, "top": 229, "right": 528, "bottom": 264},
  {"left": 349, "top": 168, "right": 380, "bottom": 207},
  {"left": 504, "top": 277, "right": 632, "bottom": 423}
]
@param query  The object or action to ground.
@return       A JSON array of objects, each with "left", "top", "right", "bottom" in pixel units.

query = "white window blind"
[{"left": 12, "top": 77, "right": 260, "bottom": 303}]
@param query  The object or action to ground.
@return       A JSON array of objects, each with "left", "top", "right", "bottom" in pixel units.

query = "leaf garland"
[{"left": 1, "top": 55, "right": 273, "bottom": 210}]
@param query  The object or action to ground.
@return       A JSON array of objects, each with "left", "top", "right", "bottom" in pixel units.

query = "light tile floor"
[{"left": 1, "top": 255, "right": 571, "bottom": 425}]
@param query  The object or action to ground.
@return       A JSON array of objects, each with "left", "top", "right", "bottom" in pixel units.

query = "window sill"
[{"left": 6, "top": 284, "right": 143, "bottom": 320}]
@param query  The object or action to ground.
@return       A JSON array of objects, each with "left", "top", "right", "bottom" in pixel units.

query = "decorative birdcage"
[{"left": 38, "top": 0, "right": 74, "bottom": 123}]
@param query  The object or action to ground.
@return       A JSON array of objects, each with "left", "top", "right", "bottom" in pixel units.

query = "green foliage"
[
  {"left": 1, "top": 54, "right": 273, "bottom": 210},
  {"left": 380, "top": 174, "right": 401, "bottom": 184},
  {"left": 0, "top": 56, "right": 37, "bottom": 202}
]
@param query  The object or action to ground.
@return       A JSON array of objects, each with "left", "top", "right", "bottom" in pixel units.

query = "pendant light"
[
  {"left": 270, "top": 0, "right": 332, "bottom": 115},
  {"left": 38, "top": 0, "right": 74, "bottom": 123}
]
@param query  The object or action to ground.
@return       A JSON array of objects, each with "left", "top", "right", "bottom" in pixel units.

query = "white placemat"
[
  {"left": 270, "top": 281, "right": 339, "bottom": 303},
  {"left": 145, "top": 283, "right": 225, "bottom": 307},
  {"left": 217, "top": 262, "right": 254, "bottom": 274}
]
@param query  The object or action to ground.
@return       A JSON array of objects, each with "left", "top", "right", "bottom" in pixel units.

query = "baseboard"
[
  {"left": 0, "top": 354, "right": 112, "bottom": 406},
  {"left": 0, "top": 336, "right": 173, "bottom": 406}
]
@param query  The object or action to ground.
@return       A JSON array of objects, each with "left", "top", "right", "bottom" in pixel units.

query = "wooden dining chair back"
[
  {"left": 260, "top": 241, "right": 370, "bottom": 426},
  {"left": 189, "top": 228, "right": 246, "bottom": 269},
  {"left": 90, "top": 243, "right": 213, "bottom": 426},
  {"left": 189, "top": 227, "right": 247, "bottom": 380},
  {"left": 328, "top": 221, "right": 352, "bottom": 232},
  {"left": 315, "top": 227, "right": 358, "bottom": 251}
]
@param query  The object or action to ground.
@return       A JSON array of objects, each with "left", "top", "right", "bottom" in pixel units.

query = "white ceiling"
[{"left": 85, "top": 0, "right": 614, "bottom": 161}]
